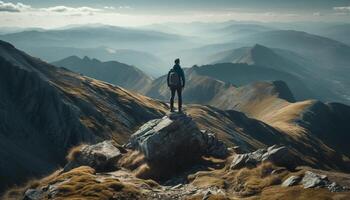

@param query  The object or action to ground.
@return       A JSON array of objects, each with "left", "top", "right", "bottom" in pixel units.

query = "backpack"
[{"left": 168, "top": 70, "right": 180, "bottom": 87}]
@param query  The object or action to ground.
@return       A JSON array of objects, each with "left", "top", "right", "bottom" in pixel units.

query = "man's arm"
[
  {"left": 181, "top": 69, "right": 185, "bottom": 87},
  {"left": 167, "top": 71, "right": 171, "bottom": 87}
]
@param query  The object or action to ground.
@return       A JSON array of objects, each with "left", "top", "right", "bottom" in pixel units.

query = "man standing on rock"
[{"left": 167, "top": 58, "right": 185, "bottom": 112}]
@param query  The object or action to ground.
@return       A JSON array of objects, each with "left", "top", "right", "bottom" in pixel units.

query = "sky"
[{"left": 0, "top": 0, "right": 350, "bottom": 28}]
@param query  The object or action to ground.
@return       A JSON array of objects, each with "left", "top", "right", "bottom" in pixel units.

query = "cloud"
[
  {"left": 313, "top": 12, "right": 321, "bottom": 16},
  {"left": 333, "top": 6, "right": 350, "bottom": 12},
  {"left": 0, "top": 1, "right": 30, "bottom": 12},
  {"left": 106, "top": 48, "right": 116, "bottom": 54},
  {"left": 262, "top": 12, "right": 298, "bottom": 17},
  {"left": 119, "top": 6, "right": 132, "bottom": 10},
  {"left": 104, "top": 6, "right": 115, "bottom": 10},
  {"left": 40, "top": 6, "right": 101, "bottom": 13}
]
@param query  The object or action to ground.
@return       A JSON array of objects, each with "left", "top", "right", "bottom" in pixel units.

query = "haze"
[{"left": 1, "top": 0, "right": 350, "bottom": 28}]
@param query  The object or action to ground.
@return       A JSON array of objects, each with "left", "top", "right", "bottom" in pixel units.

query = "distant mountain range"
[
  {"left": 0, "top": 24, "right": 191, "bottom": 77},
  {"left": 0, "top": 25, "right": 185, "bottom": 50},
  {"left": 22, "top": 46, "right": 167, "bottom": 77},
  {"left": 144, "top": 63, "right": 310, "bottom": 103},
  {"left": 52, "top": 56, "right": 153, "bottom": 93},
  {"left": 205, "top": 44, "right": 349, "bottom": 103},
  {"left": 314, "top": 24, "right": 350, "bottom": 45}
]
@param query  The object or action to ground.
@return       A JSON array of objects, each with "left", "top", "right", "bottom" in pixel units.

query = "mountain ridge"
[
  {"left": 52, "top": 56, "right": 153, "bottom": 93},
  {"left": 0, "top": 40, "right": 167, "bottom": 190}
]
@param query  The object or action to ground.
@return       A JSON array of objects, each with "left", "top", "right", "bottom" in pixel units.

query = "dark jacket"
[{"left": 167, "top": 64, "right": 185, "bottom": 88}]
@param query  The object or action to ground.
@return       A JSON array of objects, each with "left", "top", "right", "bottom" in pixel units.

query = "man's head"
[{"left": 175, "top": 58, "right": 180, "bottom": 65}]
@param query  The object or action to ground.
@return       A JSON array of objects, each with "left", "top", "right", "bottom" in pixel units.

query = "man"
[{"left": 167, "top": 58, "right": 185, "bottom": 112}]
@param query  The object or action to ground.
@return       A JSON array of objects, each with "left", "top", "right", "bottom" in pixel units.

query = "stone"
[
  {"left": 301, "top": 171, "right": 328, "bottom": 189},
  {"left": 202, "top": 190, "right": 212, "bottom": 200},
  {"left": 201, "top": 130, "right": 228, "bottom": 158},
  {"left": 230, "top": 145, "right": 296, "bottom": 170},
  {"left": 128, "top": 113, "right": 227, "bottom": 167},
  {"left": 327, "top": 182, "right": 349, "bottom": 192},
  {"left": 271, "top": 168, "right": 287, "bottom": 175},
  {"left": 262, "top": 145, "right": 297, "bottom": 170},
  {"left": 281, "top": 171, "right": 349, "bottom": 193},
  {"left": 282, "top": 175, "right": 301, "bottom": 187},
  {"left": 63, "top": 140, "right": 122, "bottom": 172},
  {"left": 23, "top": 189, "right": 44, "bottom": 200},
  {"left": 232, "top": 146, "right": 243, "bottom": 154}
]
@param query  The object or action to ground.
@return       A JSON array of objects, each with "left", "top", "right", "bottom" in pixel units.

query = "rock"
[
  {"left": 301, "top": 171, "right": 329, "bottom": 189},
  {"left": 281, "top": 171, "right": 349, "bottom": 193},
  {"left": 271, "top": 168, "right": 286, "bottom": 175},
  {"left": 63, "top": 140, "right": 122, "bottom": 172},
  {"left": 202, "top": 190, "right": 212, "bottom": 200},
  {"left": 282, "top": 175, "right": 301, "bottom": 187},
  {"left": 232, "top": 146, "right": 243, "bottom": 154},
  {"left": 23, "top": 189, "right": 44, "bottom": 200},
  {"left": 327, "top": 182, "right": 349, "bottom": 192},
  {"left": 230, "top": 145, "right": 296, "bottom": 170},
  {"left": 262, "top": 145, "right": 297, "bottom": 170},
  {"left": 201, "top": 130, "right": 228, "bottom": 158},
  {"left": 129, "top": 113, "right": 227, "bottom": 167}
]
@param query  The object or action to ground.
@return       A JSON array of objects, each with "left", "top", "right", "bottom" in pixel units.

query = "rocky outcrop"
[
  {"left": 282, "top": 171, "right": 349, "bottom": 192},
  {"left": 63, "top": 141, "right": 123, "bottom": 172},
  {"left": 128, "top": 113, "right": 228, "bottom": 166},
  {"left": 230, "top": 145, "right": 296, "bottom": 170}
]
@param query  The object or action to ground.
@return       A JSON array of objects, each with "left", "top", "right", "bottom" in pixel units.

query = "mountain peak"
[
  {"left": 250, "top": 44, "right": 275, "bottom": 57},
  {"left": 271, "top": 80, "right": 296, "bottom": 102},
  {"left": 0, "top": 40, "right": 15, "bottom": 49},
  {"left": 83, "top": 56, "right": 91, "bottom": 61},
  {"left": 252, "top": 43, "right": 268, "bottom": 50}
]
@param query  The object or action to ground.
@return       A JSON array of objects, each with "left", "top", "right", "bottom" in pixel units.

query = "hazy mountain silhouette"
[
  {"left": 0, "top": 25, "right": 192, "bottom": 55},
  {"left": 235, "top": 30, "right": 350, "bottom": 69},
  {"left": 52, "top": 56, "right": 153, "bottom": 93},
  {"left": 22, "top": 46, "right": 166, "bottom": 77},
  {"left": 206, "top": 44, "right": 350, "bottom": 103},
  {"left": 195, "top": 63, "right": 313, "bottom": 100},
  {"left": 208, "top": 44, "right": 308, "bottom": 75},
  {"left": 316, "top": 24, "right": 350, "bottom": 45}
]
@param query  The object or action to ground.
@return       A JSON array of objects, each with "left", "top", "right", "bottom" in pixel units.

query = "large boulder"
[
  {"left": 128, "top": 113, "right": 227, "bottom": 166},
  {"left": 63, "top": 140, "right": 122, "bottom": 172},
  {"left": 230, "top": 145, "right": 296, "bottom": 170}
]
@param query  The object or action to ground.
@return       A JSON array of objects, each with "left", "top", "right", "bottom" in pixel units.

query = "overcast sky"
[{"left": 0, "top": 0, "right": 350, "bottom": 28}]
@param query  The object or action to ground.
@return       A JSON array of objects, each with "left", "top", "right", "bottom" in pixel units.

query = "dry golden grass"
[
  {"left": 117, "top": 150, "right": 169, "bottom": 181},
  {"left": 3, "top": 166, "right": 143, "bottom": 200},
  {"left": 263, "top": 100, "right": 314, "bottom": 135},
  {"left": 66, "top": 144, "right": 87, "bottom": 162},
  {"left": 3, "top": 179, "right": 41, "bottom": 200},
  {"left": 260, "top": 186, "right": 350, "bottom": 200},
  {"left": 118, "top": 150, "right": 146, "bottom": 170},
  {"left": 189, "top": 161, "right": 350, "bottom": 200},
  {"left": 189, "top": 162, "right": 289, "bottom": 197},
  {"left": 227, "top": 162, "right": 288, "bottom": 197}
]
